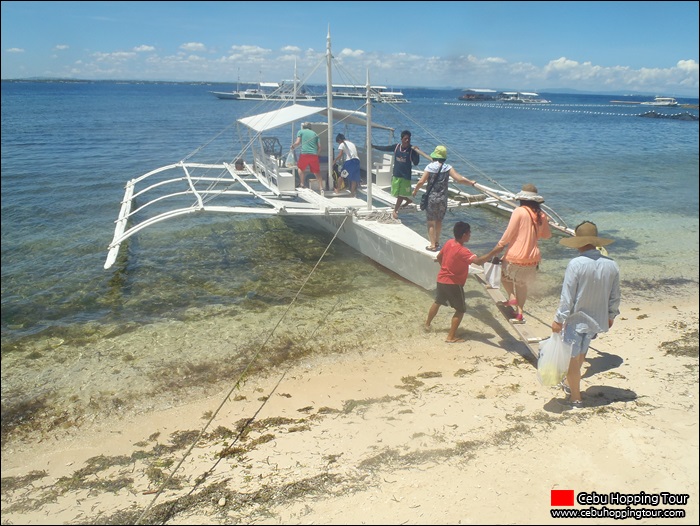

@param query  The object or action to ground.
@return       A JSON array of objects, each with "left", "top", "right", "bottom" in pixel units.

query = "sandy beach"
[{"left": 1, "top": 284, "right": 698, "bottom": 525}]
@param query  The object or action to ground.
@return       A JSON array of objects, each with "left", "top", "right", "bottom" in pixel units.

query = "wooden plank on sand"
[{"left": 472, "top": 271, "right": 544, "bottom": 360}]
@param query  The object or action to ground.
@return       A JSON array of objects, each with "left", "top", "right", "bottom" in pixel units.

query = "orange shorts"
[{"left": 297, "top": 154, "right": 319, "bottom": 174}]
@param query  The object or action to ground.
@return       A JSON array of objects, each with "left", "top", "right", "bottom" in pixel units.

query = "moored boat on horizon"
[
  {"left": 640, "top": 96, "right": 679, "bottom": 107},
  {"left": 210, "top": 80, "right": 319, "bottom": 101},
  {"left": 331, "top": 84, "right": 409, "bottom": 103},
  {"left": 498, "top": 91, "right": 551, "bottom": 104},
  {"left": 458, "top": 88, "right": 499, "bottom": 101}
]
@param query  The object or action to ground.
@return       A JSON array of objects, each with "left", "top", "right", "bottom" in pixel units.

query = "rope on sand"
[{"left": 134, "top": 215, "right": 349, "bottom": 525}]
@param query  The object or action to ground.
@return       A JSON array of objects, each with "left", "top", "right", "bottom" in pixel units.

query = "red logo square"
[{"left": 551, "top": 489, "right": 575, "bottom": 506}]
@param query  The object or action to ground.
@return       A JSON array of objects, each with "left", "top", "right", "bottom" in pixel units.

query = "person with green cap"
[
  {"left": 412, "top": 145, "right": 476, "bottom": 251},
  {"left": 552, "top": 221, "right": 621, "bottom": 408}
]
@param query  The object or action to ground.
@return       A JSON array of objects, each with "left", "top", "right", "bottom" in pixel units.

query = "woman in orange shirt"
[{"left": 490, "top": 183, "right": 552, "bottom": 323}]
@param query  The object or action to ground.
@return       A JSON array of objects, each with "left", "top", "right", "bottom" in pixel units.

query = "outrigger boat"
[
  {"left": 210, "top": 81, "right": 318, "bottom": 102},
  {"left": 105, "top": 31, "right": 573, "bottom": 295}
]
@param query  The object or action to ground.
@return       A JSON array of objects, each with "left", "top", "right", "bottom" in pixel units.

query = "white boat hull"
[
  {"left": 211, "top": 91, "right": 317, "bottom": 102},
  {"left": 641, "top": 97, "right": 679, "bottom": 107},
  {"left": 306, "top": 213, "right": 440, "bottom": 290}
]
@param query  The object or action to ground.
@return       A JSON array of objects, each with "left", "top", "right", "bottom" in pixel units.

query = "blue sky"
[{"left": 2, "top": 1, "right": 698, "bottom": 96}]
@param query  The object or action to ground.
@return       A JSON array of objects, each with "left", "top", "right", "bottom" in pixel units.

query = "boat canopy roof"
[
  {"left": 462, "top": 88, "right": 498, "bottom": 93},
  {"left": 237, "top": 104, "right": 394, "bottom": 133},
  {"left": 333, "top": 84, "right": 388, "bottom": 89}
]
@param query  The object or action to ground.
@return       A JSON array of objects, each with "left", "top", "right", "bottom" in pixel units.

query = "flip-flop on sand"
[{"left": 445, "top": 338, "right": 465, "bottom": 343}]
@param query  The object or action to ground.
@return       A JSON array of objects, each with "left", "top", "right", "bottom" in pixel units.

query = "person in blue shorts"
[
  {"left": 551, "top": 221, "right": 621, "bottom": 408},
  {"left": 333, "top": 133, "right": 361, "bottom": 197}
]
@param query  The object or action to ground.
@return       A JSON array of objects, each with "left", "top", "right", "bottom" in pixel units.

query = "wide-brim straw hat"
[
  {"left": 513, "top": 183, "right": 544, "bottom": 203},
  {"left": 560, "top": 221, "right": 614, "bottom": 248}
]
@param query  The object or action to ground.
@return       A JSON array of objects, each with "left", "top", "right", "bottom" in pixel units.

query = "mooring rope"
[{"left": 134, "top": 214, "right": 350, "bottom": 525}]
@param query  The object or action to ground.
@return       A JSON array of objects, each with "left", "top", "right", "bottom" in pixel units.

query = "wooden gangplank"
[{"left": 471, "top": 271, "right": 544, "bottom": 360}]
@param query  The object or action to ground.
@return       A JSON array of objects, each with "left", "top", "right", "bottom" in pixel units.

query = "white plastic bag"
[
  {"left": 537, "top": 332, "right": 573, "bottom": 386},
  {"left": 285, "top": 150, "right": 296, "bottom": 168},
  {"left": 483, "top": 258, "right": 502, "bottom": 289}
]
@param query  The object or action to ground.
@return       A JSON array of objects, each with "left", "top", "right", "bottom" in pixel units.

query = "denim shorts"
[{"left": 563, "top": 324, "right": 596, "bottom": 358}]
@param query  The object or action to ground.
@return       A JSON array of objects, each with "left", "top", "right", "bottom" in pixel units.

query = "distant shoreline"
[{"left": 2, "top": 78, "right": 698, "bottom": 100}]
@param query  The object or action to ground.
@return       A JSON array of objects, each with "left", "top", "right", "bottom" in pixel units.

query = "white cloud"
[
  {"left": 180, "top": 42, "right": 206, "bottom": 52},
  {"left": 540, "top": 57, "right": 699, "bottom": 93},
  {"left": 229, "top": 45, "right": 271, "bottom": 56},
  {"left": 10, "top": 37, "right": 694, "bottom": 96},
  {"left": 677, "top": 59, "right": 699, "bottom": 74},
  {"left": 91, "top": 51, "right": 137, "bottom": 63},
  {"left": 338, "top": 48, "right": 364, "bottom": 58}
]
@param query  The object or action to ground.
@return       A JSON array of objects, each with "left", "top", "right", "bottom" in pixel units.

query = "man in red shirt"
[{"left": 424, "top": 221, "right": 500, "bottom": 342}]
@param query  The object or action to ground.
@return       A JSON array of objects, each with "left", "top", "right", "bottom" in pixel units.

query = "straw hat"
[
  {"left": 430, "top": 145, "right": 447, "bottom": 160},
  {"left": 560, "top": 221, "right": 614, "bottom": 248},
  {"left": 513, "top": 183, "right": 544, "bottom": 203}
]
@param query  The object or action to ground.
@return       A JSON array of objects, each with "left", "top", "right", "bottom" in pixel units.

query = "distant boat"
[
  {"left": 640, "top": 96, "right": 679, "bottom": 107},
  {"left": 376, "top": 88, "right": 409, "bottom": 104},
  {"left": 458, "top": 88, "right": 499, "bottom": 101},
  {"left": 498, "top": 91, "right": 551, "bottom": 104},
  {"left": 330, "top": 84, "right": 409, "bottom": 103},
  {"left": 210, "top": 81, "right": 318, "bottom": 101}
]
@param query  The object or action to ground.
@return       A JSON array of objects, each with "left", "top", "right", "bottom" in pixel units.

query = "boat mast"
[
  {"left": 293, "top": 59, "right": 298, "bottom": 104},
  {"left": 365, "top": 69, "right": 373, "bottom": 210},
  {"left": 325, "top": 27, "right": 333, "bottom": 192},
  {"left": 291, "top": 60, "right": 298, "bottom": 147}
]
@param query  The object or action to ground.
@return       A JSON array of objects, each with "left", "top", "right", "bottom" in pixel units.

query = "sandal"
[
  {"left": 425, "top": 245, "right": 439, "bottom": 252},
  {"left": 509, "top": 313, "right": 525, "bottom": 324}
]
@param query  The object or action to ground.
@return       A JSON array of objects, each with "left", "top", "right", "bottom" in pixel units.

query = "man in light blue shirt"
[{"left": 551, "top": 221, "right": 621, "bottom": 407}]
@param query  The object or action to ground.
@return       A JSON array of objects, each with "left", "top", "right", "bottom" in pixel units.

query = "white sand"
[{"left": 1, "top": 293, "right": 698, "bottom": 525}]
